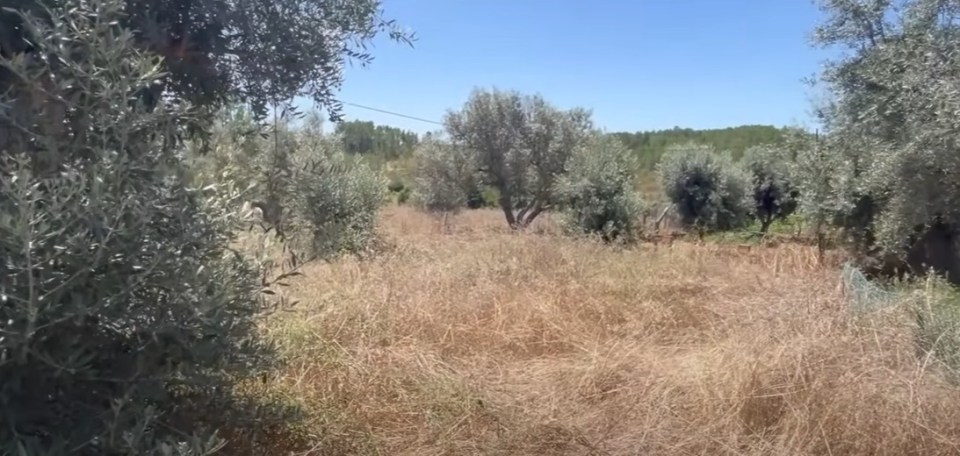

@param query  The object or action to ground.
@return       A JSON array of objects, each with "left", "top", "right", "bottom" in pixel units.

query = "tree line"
[
  {"left": 613, "top": 125, "right": 789, "bottom": 169},
  {"left": 334, "top": 119, "right": 789, "bottom": 172},
  {"left": 409, "top": 88, "right": 799, "bottom": 241},
  {"left": 335, "top": 120, "right": 420, "bottom": 159}
]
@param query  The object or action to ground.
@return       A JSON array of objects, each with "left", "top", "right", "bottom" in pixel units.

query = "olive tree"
[
  {"left": 443, "top": 88, "right": 593, "bottom": 228},
  {"left": 657, "top": 143, "right": 751, "bottom": 236},
  {"left": 741, "top": 145, "right": 799, "bottom": 233},
  {"left": 555, "top": 135, "right": 643, "bottom": 241},
  {"left": 412, "top": 138, "right": 479, "bottom": 216},
  {"left": 0, "top": 0, "right": 412, "bottom": 121},
  {"left": 191, "top": 110, "right": 386, "bottom": 259},
  {"left": 812, "top": 0, "right": 960, "bottom": 280},
  {"left": 288, "top": 117, "right": 386, "bottom": 258},
  {"left": 0, "top": 1, "right": 294, "bottom": 453}
]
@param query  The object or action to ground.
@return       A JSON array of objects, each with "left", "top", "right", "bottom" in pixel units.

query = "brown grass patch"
[{"left": 260, "top": 206, "right": 960, "bottom": 455}]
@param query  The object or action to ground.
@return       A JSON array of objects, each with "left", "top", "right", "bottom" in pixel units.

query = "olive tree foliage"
[
  {"left": 812, "top": 0, "right": 960, "bottom": 263},
  {"left": 288, "top": 117, "right": 387, "bottom": 258},
  {"left": 0, "top": 1, "right": 293, "bottom": 453},
  {"left": 0, "top": 0, "right": 413, "bottom": 122},
  {"left": 741, "top": 145, "right": 799, "bottom": 233},
  {"left": 189, "top": 110, "right": 386, "bottom": 260},
  {"left": 657, "top": 143, "right": 752, "bottom": 235},
  {"left": 443, "top": 88, "right": 593, "bottom": 228},
  {"left": 411, "top": 138, "right": 480, "bottom": 215},
  {"left": 790, "top": 131, "right": 873, "bottom": 246},
  {"left": 554, "top": 135, "right": 643, "bottom": 241}
]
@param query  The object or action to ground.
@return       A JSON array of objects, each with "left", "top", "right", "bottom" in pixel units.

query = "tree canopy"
[
  {"left": 741, "top": 145, "right": 799, "bottom": 233},
  {"left": 0, "top": 1, "right": 288, "bottom": 451},
  {"left": 444, "top": 88, "right": 593, "bottom": 228},
  {"left": 811, "top": 0, "right": 960, "bottom": 259},
  {"left": 658, "top": 143, "right": 752, "bottom": 235},
  {"left": 411, "top": 138, "right": 479, "bottom": 215},
  {"left": 555, "top": 135, "right": 643, "bottom": 241},
  {"left": 0, "top": 0, "right": 412, "bottom": 119}
]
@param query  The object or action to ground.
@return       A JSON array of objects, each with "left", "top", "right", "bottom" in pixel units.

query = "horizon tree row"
[{"left": 410, "top": 88, "right": 801, "bottom": 240}]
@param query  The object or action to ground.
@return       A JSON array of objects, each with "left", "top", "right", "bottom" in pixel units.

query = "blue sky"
[{"left": 319, "top": 0, "right": 834, "bottom": 134}]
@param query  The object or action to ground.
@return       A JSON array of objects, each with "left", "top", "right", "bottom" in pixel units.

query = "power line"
[{"left": 341, "top": 101, "right": 443, "bottom": 126}]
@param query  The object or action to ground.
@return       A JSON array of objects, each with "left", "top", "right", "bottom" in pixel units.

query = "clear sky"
[{"left": 320, "top": 0, "right": 834, "bottom": 135}]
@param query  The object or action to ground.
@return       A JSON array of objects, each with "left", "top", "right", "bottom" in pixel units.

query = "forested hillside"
[
  {"left": 612, "top": 125, "right": 788, "bottom": 169},
  {"left": 336, "top": 121, "right": 788, "bottom": 170}
]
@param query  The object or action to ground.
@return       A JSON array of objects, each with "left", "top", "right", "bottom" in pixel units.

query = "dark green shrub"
[
  {"left": 741, "top": 145, "right": 799, "bottom": 233},
  {"left": 462, "top": 184, "right": 499, "bottom": 209},
  {"left": 657, "top": 143, "right": 751, "bottom": 235},
  {"left": 466, "top": 184, "right": 486, "bottom": 209}
]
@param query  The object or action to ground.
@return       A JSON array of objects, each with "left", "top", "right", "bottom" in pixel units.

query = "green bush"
[
  {"left": 289, "top": 124, "right": 387, "bottom": 258},
  {"left": 657, "top": 143, "right": 751, "bottom": 235},
  {"left": 0, "top": 1, "right": 292, "bottom": 453},
  {"left": 555, "top": 135, "right": 643, "bottom": 241},
  {"left": 741, "top": 145, "right": 798, "bottom": 233},
  {"left": 387, "top": 178, "right": 411, "bottom": 205},
  {"left": 466, "top": 185, "right": 486, "bottom": 209},
  {"left": 465, "top": 185, "right": 500, "bottom": 209},
  {"left": 192, "top": 111, "right": 387, "bottom": 259},
  {"left": 411, "top": 138, "right": 479, "bottom": 215},
  {"left": 481, "top": 186, "right": 501, "bottom": 208}
]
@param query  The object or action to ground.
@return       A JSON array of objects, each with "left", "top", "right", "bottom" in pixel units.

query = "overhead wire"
[{"left": 341, "top": 101, "right": 443, "bottom": 126}]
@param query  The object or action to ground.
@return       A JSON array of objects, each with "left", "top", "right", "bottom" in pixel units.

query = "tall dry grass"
[{"left": 259, "top": 206, "right": 960, "bottom": 455}]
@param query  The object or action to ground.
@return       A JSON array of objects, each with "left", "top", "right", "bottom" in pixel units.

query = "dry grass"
[{"left": 259, "top": 206, "right": 960, "bottom": 455}]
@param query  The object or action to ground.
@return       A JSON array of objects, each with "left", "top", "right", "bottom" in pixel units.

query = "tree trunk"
[
  {"left": 815, "top": 220, "right": 825, "bottom": 265},
  {"left": 518, "top": 200, "right": 545, "bottom": 228},
  {"left": 759, "top": 217, "right": 773, "bottom": 235},
  {"left": 498, "top": 194, "right": 518, "bottom": 228},
  {"left": 440, "top": 211, "right": 450, "bottom": 234}
]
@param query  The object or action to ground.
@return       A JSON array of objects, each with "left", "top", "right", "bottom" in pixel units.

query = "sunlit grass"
[{"left": 259, "top": 206, "right": 960, "bottom": 455}]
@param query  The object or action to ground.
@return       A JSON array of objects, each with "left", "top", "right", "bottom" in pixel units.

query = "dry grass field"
[{"left": 259, "top": 206, "right": 960, "bottom": 455}]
